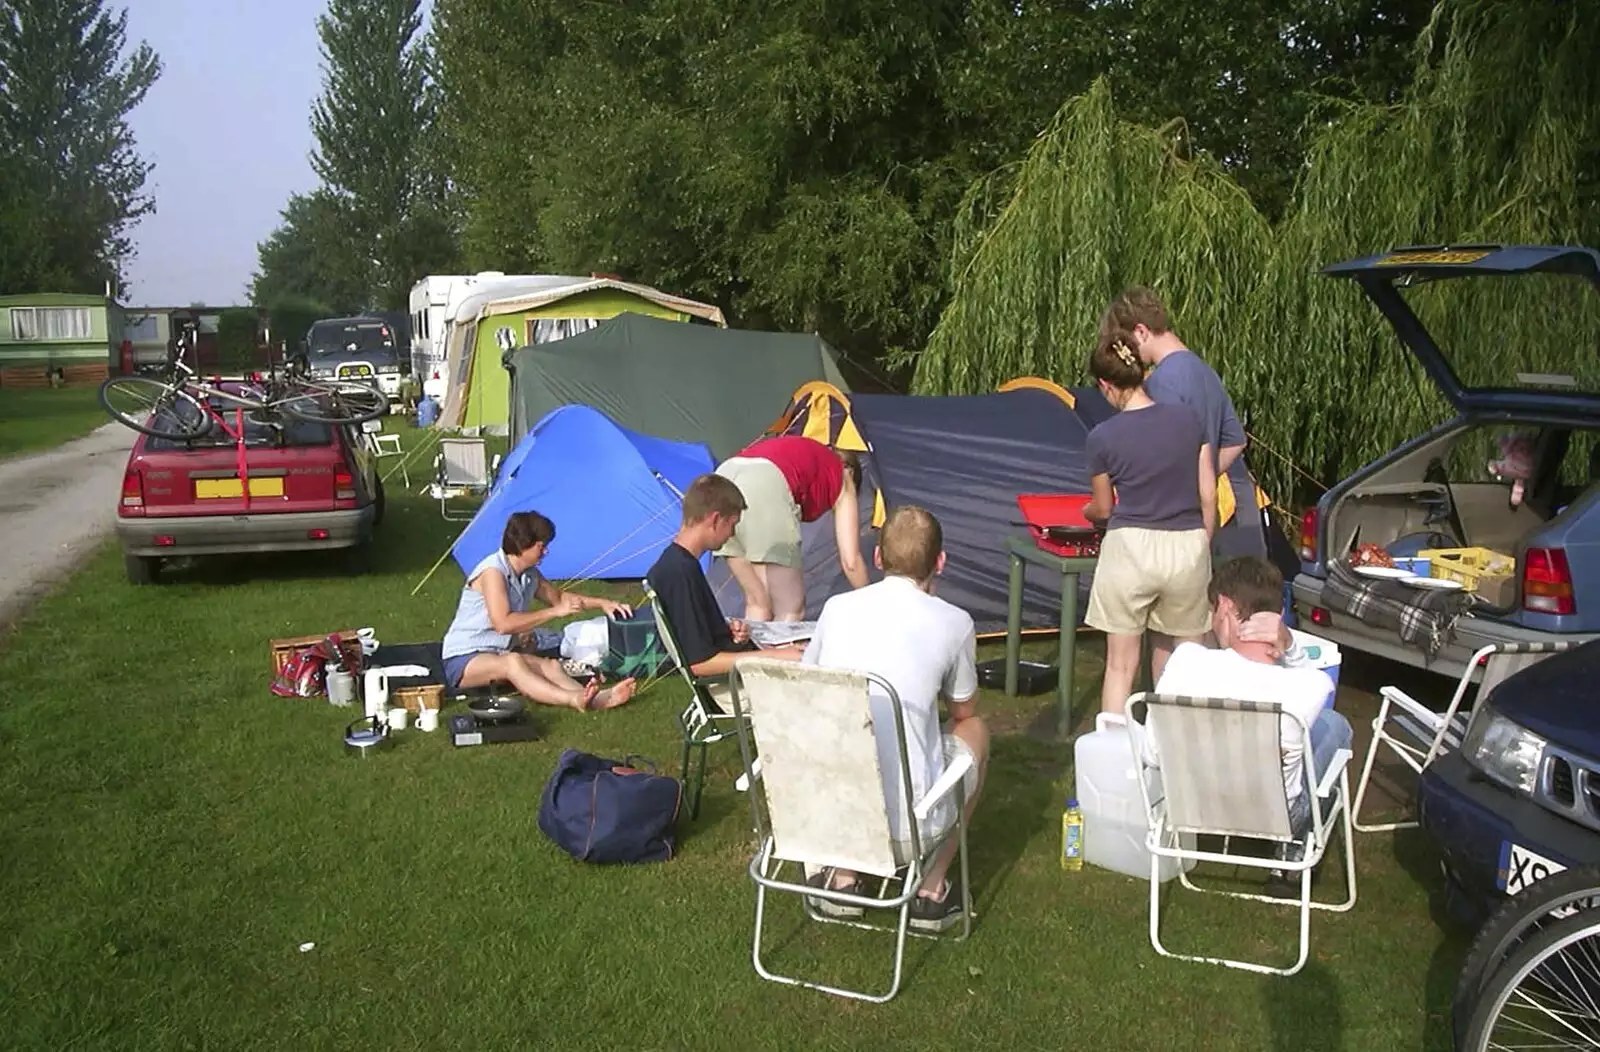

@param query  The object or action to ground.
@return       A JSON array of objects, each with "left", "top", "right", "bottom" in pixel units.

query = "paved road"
[{"left": 0, "top": 422, "right": 135, "bottom": 628}]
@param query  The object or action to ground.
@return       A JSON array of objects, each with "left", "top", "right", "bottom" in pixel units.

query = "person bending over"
[
  {"left": 714, "top": 434, "right": 869, "bottom": 622},
  {"left": 1151, "top": 556, "right": 1353, "bottom": 890},
  {"left": 648, "top": 474, "right": 802, "bottom": 707},
  {"left": 441, "top": 511, "right": 637, "bottom": 711},
  {"left": 801, "top": 505, "right": 989, "bottom": 933},
  {"left": 1082, "top": 331, "right": 1217, "bottom": 716}
]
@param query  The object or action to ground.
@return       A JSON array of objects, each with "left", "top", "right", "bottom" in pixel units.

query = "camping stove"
[{"left": 447, "top": 711, "right": 541, "bottom": 747}]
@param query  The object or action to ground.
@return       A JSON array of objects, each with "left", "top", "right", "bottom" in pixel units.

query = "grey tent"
[{"left": 504, "top": 313, "right": 849, "bottom": 459}]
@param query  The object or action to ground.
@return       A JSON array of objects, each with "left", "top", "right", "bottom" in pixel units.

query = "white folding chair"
[
  {"left": 1352, "top": 641, "right": 1577, "bottom": 832},
  {"left": 430, "top": 437, "right": 492, "bottom": 520},
  {"left": 730, "top": 658, "right": 973, "bottom": 1003},
  {"left": 368, "top": 431, "right": 408, "bottom": 486},
  {"left": 1128, "top": 691, "right": 1357, "bottom": 977},
  {"left": 642, "top": 581, "right": 745, "bottom": 821}
]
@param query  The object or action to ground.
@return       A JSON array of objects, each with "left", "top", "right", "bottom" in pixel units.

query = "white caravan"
[{"left": 408, "top": 273, "right": 579, "bottom": 399}]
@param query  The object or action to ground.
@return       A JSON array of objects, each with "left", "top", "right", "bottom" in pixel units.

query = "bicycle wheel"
[
  {"left": 1453, "top": 864, "right": 1600, "bottom": 1045},
  {"left": 278, "top": 380, "right": 388, "bottom": 425},
  {"left": 1460, "top": 910, "right": 1600, "bottom": 1051},
  {"left": 99, "top": 376, "right": 211, "bottom": 440}
]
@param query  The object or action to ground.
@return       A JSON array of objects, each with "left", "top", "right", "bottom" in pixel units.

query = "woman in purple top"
[{"left": 1081, "top": 332, "right": 1218, "bottom": 716}]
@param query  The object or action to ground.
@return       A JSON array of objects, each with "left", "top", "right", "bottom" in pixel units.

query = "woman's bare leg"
[
  {"left": 763, "top": 563, "right": 807, "bottom": 622},
  {"left": 726, "top": 556, "right": 772, "bottom": 621},
  {"left": 458, "top": 653, "right": 595, "bottom": 710},
  {"left": 1099, "top": 632, "right": 1144, "bottom": 716}
]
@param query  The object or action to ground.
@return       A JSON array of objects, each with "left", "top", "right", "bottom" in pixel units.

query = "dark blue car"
[{"left": 1289, "top": 244, "right": 1600, "bottom": 920}]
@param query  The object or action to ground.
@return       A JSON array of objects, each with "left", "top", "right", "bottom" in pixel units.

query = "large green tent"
[{"left": 504, "top": 312, "right": 850, "bottom": 460}]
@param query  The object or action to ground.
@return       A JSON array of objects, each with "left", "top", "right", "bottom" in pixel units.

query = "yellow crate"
[{"left": 1419, "top": 547, "right": 1516, "bottom": 592}]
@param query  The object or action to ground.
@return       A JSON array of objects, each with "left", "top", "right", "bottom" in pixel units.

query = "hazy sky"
[{"left": 123, "top": 0, "right": 330, "bottom": 307}]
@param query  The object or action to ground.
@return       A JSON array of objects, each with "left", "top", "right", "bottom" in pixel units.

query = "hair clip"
[{"left": 1114, "top": 341, "right": 1138, "bottom": 368}]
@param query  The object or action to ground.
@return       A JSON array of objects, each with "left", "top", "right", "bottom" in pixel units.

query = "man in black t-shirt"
[{"left": 648, "top": 475, "right": 803, "bottom": 685}]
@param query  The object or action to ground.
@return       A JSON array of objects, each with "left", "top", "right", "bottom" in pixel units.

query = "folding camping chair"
[
  {"left": 368, "top": 431, "right": 408, "bottom": 486},
  {"left": 642, "top": 581, "right": 743, "bottom": 821},
  {"left": 1128, "top": 691, "right": 1357, "bottom": 977},
  {"left": 430, "top": 437, "right": 492, "bottom": 520},
  {"left": 1352, "top": 641, "right": 1578, "bottom": 833},
  {"left": 730, "top": 658, "right": 973, "bottom": 1003}
]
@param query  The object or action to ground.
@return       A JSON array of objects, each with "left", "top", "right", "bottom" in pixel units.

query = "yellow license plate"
[{"left": 195, "top": 477, "right": 285, "bottom": 499}]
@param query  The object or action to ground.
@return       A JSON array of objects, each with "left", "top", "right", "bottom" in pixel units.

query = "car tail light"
[
  {"left": 307, "top": 528, "right": 330, "bottom": 540},
  {"left": 1299, "top": 507, "right": 1319, "bottom": 562},
  {"left": 1310, "top": 607, "right": 1332, "bottom": 627},
  {"left": 1524, "top": 547, "right": 1576, "bottom": 615},
  {"left": 335, "top": 469, "right": 356, "bottom": 501},
  {"left": 120, "top": 469, "right": 144, "bottom": 510},
  {"left": 154, "top": 535, "right": 176, "bottom": 547}
]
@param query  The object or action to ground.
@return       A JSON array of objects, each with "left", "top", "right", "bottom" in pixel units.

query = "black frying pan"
[{"left": 467, "top": 696, "right": 526, "bottom": 723}]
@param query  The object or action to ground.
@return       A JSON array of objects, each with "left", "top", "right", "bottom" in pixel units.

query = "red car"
[{"left": 114, "top": 395, "right": 384, "bottom": 583}]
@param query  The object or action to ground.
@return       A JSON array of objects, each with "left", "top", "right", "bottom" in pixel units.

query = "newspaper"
[{"left": 745, "top": 620, "right": 817, "bottom": 648}]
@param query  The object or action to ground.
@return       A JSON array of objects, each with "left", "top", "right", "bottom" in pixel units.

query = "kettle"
[
  {"left": 363, "top": 664, "right": 431, "bottom": 719},
  {"left": 343, "top": 715, "right": 392, "bottom": 758}
]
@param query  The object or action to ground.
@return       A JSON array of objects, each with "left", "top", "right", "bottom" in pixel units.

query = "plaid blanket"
[{"left": 1320, "top": 561, "right": 1475, "bottom": 656}]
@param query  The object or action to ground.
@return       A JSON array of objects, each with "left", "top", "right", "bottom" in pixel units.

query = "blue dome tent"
[{"left": 452, "top": 405, "right": 714, "bottom": 582}]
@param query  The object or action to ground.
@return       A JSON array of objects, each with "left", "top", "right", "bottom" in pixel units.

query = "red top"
[{"left": 739, "top": 436, "right": 844, "bottom": 522}]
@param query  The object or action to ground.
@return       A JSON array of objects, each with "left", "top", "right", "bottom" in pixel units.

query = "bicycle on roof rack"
[{"left": 99, "top": 324, "right": 389, "bottom": 441}]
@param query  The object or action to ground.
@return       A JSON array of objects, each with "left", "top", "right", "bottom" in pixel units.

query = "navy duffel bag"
[{"left": 538, "top": 749, "right": 682, "bottom": 863}]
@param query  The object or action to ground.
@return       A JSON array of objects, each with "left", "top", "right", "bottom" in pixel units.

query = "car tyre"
[
  {"left": 124, "top": 553, "right": 162, "bottom": 585},
  {"left": 372, "top": 476, "right": 386, "bottom": 527},
  {"left": 344, "top": 542, "right": 373, "bottom": 575}
]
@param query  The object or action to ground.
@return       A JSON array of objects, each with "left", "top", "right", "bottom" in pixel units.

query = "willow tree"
[{"left": 917, "top": 0, "right": 1600, "bottom": 505}]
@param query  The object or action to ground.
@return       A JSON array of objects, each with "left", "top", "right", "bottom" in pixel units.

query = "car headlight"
[{"left": 1461, "top": 705, "right": 1547, "bottom": 794}]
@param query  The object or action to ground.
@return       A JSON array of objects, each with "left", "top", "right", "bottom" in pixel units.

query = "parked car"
[
  {"left": 114, "top": 387, "right": 384, "bottom": 583},
  {"left": 1419, "top": 638, "right": 1600, "bottom": 923},
  {"left": 1292, "top": 244, "right": 1600, "bottom": 682},
  {"left": 303, "top": 316, "right": 406, "bottom": 398}
]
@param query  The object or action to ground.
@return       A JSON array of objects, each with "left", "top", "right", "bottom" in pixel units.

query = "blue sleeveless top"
[{"left": 441, "top": 551, "right": 541, "bottom": 659}]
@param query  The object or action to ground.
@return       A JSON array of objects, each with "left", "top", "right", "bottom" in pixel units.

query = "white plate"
[
  {"left": 1353, "top": 565, "right": 1415, "bottom": 579},
  {"left": 1404, "top": 575, "right": 1465, "bottom": 591}
]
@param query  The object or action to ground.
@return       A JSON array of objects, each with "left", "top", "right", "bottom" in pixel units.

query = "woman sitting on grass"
[
  {"left": 1082, "top": 331, "right": 1217, "bottom": 716},
  {"left": 441, "top": 511, "right": 638, "bottom": 710}
]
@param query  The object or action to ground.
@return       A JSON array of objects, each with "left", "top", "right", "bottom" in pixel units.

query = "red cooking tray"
[{"left": 1016, "top": 493, "right": 1103, "bottom": 558}]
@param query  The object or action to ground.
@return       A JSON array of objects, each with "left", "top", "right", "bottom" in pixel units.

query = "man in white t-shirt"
[
  {"left": 1150, "top": 557, "right": 1352, "bottom": 878},
  {"left": 800, "top": 505, "right": 989, "bottom": 932}
]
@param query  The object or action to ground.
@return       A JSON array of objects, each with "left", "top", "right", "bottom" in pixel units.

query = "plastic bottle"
[{"left": 1061, "top": 797, "right": 1085, "bottom": 871}]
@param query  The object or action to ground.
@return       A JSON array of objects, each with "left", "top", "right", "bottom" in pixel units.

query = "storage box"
[
  {"left": 270, "top": 630, "right": 360, "bottom": 677},
  {"left": 976, "top": 658, "right": 1057, "bottom": 695},
  {"left": 1289, "top": 628, "right": 1342, "bottom": 694},
  {"left": 391, "top": 683, "right": 445, "bottom": 713},
  {"left": 1419, "top": 547, "right": 1516, "bottom": 592}
]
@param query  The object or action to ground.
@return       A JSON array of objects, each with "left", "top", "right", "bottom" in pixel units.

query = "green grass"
[
  {"left": 0, "top": 422, "right": 1471, "bottom": 1051},
  {"left": 0, "top": 385, "right": 109, "bottom": 457}
]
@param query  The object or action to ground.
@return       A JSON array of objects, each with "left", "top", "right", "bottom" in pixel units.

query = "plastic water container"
[
  {"left": 415, "top": 396, "right": 439, "bottom": 429},
  {"left": 1073, "top": 713, "right": 1195, "bottom": 882},
  {"left": 1289, "top": 627, "right": 1342, "bottom": 693}
]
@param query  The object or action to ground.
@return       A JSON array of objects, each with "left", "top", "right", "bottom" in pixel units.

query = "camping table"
[{"left": 1003, "top": 535, "right": 1097, "bottom": 738}]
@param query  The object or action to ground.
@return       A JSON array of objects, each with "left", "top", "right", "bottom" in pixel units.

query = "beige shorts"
[
  {"left": 1086, "top": 526, "right": 1212, "bottom": 637},
  {"left": 892, "top": 734, "right": 979, "bottom": 865},
  {"left": 714, "top": 457, "right": 803, "bottom": 569}
]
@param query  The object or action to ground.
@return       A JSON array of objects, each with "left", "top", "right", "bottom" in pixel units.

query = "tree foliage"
[
  {"left": 432, "top": 0, "right": 1432, "bottom": 379},
  {"left": 0, "top": 0, "right": 160, "bottom": 295},
  {"left": 917, "top": 0, "right": 1600, "bottom": 505},
  {"left": 265, "top": 0, "right": 457, "bottom": 312}
]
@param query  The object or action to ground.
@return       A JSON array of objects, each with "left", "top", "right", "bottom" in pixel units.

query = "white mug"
[
  {"left": 357, "top": 627, "right": 378, "bottom": 657},
  {"left": 416, "top": 707, "right": 439, "bottom": 733},
  {"left": 386, "top": 706, "right": 409, "bottom": 731}
]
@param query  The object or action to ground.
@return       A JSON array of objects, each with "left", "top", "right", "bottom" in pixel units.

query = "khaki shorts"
[
  {"left": 1086, "top": 526, "right": 1212, "bottom": 637},
  {"left": 715, "top": 457, "right": 803, "bottom": 568}
]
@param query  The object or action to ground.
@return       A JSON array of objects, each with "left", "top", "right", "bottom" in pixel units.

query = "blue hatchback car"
[{"left": 1289, "top": 244, "right": 1600, "bottom": 920}]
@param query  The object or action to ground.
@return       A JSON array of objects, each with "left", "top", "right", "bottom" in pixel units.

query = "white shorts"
[
  {"left": 714, "top": 457, "right": 803, "bottom": 568},
  {"left": 1086, "top": 526, "right": 1212, "bottom": 637},
  {"left": 892, "top": 734, "right": 979, "bottom": 865}
]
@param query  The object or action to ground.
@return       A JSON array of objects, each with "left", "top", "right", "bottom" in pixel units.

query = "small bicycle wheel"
[
  {"left": 278, "top": 380, "right": 388, "bottom": 425},
  {"left": 1461, "top": 910, "right": 1600, "bottom": 1051},
  {"left": 99, "top": 376, "right": 211, "bottom": 440},
  {"left": 1453, "top": 864, "right": 1600, "bottom": 1046}
]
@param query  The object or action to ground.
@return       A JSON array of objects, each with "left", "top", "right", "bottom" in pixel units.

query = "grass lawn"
[
  {"left": 0, "top": 422, "right": 1472, "bottom": 1051},
  {"left": 0, "top": 385, "right": 110, "bottom": 458}
]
